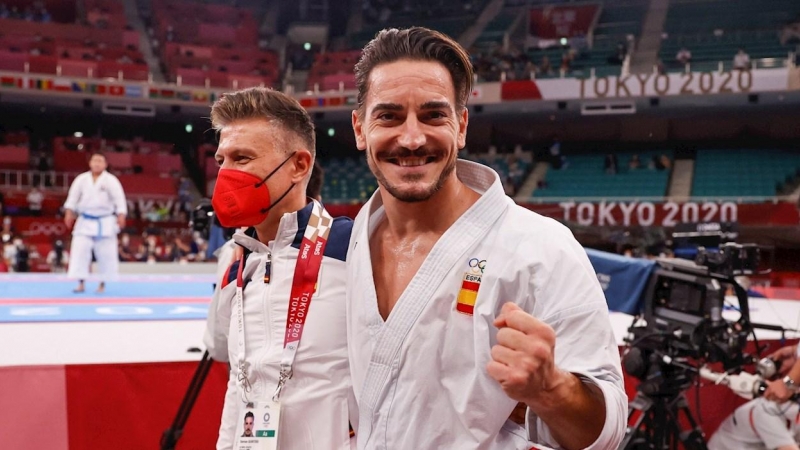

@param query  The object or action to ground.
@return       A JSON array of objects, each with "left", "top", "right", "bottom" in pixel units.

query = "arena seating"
[
  {"left": 350, "top": 0, "right": 489, "bottom": 49},
  {"left": 534, "top": 151, "right": 672, "bottom": 198},
  {"left": 465, "top": 152, "right": 533, "bottom": 194},
  {"left": 319, "top": 158, "right": 377, "bottom": 203},
  {"left": 151, "top": 0, "right": 279, "bottom": 89},
  {"left": 525, "top": 0, "right": 648, "bottom": 79},
  {"left": 51, "top": 136, "right": 182, "bottom": 198},
  {"left": 692, "top": 149, "right": 800, "bottom": 198},
  {"left": 306, "top": 50, "right": 361, "bottom": 91},
  {"left": 0, "top": 0, "right": 147, "bottom": 81},
  {"left": 659, "top": 0, "right": 800, "bottom": 72}
]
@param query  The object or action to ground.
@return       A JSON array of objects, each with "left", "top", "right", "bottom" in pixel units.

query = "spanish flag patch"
[{"left": 456, "top": 272, "right": 482, "bottom": 315}]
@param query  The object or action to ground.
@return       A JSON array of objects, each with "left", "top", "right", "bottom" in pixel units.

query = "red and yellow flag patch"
[{"left": 456, "top": 272, "right": 482, "bottom": 315}]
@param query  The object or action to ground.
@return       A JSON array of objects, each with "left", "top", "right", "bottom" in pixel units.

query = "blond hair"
[{"left": 210, "top": 87, "right": 316, "bottom": 157}]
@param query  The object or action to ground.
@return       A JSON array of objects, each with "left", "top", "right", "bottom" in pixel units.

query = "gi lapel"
[{"left": 357, "top": 161, "right": 509, "bottom": 440}]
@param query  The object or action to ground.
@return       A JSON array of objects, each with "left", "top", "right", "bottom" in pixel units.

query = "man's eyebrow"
[
  {"left": 420, "top": 101, "right": 452, "bottom": 110},
  {"left": 371, "top": 103, "right": 404, "bottom": 114},
  {"left": 214, "top": 147, "right": 259, "bottom": 159}
]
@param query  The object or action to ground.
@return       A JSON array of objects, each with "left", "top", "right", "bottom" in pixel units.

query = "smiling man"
[{"left": 346, "top": 27, "right": 626, "bottom": 449}]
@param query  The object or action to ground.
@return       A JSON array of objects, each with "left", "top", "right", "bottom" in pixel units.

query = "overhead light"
[
  {"left": 185, "top": 124, "right": 193, "bottom": 133},
  {"left": 304, "top": 42, "right": 311, "bottom": 51},
  {"left": 74, "top": 131, "right": 84, "bottom": 138},
  {"left": 560, "top": 37, "right": 568, "bottom": 46},
  {"left": 327, "top": 127, "right": 335, "bottom": 137}
]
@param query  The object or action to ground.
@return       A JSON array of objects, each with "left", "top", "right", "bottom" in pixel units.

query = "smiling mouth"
[{"left": 386, "top": 156, "right": 437, "bottom": 167}]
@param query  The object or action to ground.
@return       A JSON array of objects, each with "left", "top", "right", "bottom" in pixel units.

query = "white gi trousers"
[{"left": 67, "top": 234, "right": 119, "bottom": 281}]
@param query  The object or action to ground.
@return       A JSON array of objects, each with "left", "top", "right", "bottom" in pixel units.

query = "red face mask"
[{"left": 211, "top": 153, "right": 296, "bottom": 227}]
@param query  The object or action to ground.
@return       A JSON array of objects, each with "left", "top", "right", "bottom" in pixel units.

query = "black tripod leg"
[
  {"left": 674, "top": 396, "right": 708, "bottom": 450},
  {"left": 160, "top": 350, "right": 215, "bottom": 450},
  {"left": 618, "top": 393, "right": 655, "bottom": 450}
]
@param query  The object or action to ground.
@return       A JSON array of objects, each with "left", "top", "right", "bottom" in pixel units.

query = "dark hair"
[
  {"left": 354, "top": 27, "right": 473, "bottom": 116},
  {"left": 244, "top": 411, "right": 254, "bottom": 421},
  {"left": 211, "top": 87, "right": 316, "bottom": 157},
  {"left": 306, "top": 159, "right": 324, "bottom": 200}
]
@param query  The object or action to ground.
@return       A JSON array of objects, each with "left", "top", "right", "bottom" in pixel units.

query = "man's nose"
[{"left": 396, "top": 115, "right": 426, "bottom": 151}]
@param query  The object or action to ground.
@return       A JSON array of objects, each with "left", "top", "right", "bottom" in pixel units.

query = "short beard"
[{"left": 367, "top": 150, "right": 457, "bottom": 203}]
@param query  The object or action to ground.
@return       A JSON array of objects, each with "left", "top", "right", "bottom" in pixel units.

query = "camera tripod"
[{"left": 618, "top": 382, "right": 707, "bottom": 450}]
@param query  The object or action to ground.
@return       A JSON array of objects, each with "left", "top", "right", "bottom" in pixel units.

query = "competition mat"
[{"left": 0, "top": 273, "right": 214, "bottom": 323}]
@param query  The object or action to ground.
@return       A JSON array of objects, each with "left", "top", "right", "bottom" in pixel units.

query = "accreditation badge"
[{"left": 235, "top": 401, "right": 282, "bottom": 450}]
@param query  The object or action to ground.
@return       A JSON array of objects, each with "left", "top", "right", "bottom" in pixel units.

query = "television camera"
[{"left": 619, "top": 243, "right": 766, "bottom": 450}]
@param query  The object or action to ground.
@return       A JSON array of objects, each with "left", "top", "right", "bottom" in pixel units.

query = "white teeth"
[{"left": 397, "top": 158, "right": 427, "bottom": 167}]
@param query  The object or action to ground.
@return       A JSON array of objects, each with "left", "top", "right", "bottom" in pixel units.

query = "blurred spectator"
[
  {"left": 628, "top": 154, "right": 641, "bottom": 170},
  {"left": 3, "top": 234, "right": 17, "bottom": 269},
  {"left": 676, "top": 47, "right": 692, "bottom": 66},
  {"left": 11, "top": 236, "right": 30, "bottom": 272},
  {"left": 655, "top": 59, "right": 666, "bottom": 75},
  {"left": 780, "top": 18, "right": 800, "bottom": 45},
  {"left": 733, "top": 48, "right": 751, "bottom": 71},
  {"left": 604, "top": 153, "right": 618, "bottom": 175},
  {"left": 118, "top": 232, "right": 138, "bottom": 261},
  {"left": 178, "top": 177, "right": 192, "bottom": 205},
  {"left": 549, "top": 137, "right": 567, "bottom": 170},
  {"left": 0, "top": 190, "right": 5, "bottom": 216},
  {"left": 659, "top": 154, "right": 672, "bottom": 170},
  {"left": 26, "top": 187, "right": 44, "bottom": 216},
  {"left": 2, "top": 216, "right": 14, "bottom": 242},
  {"left": 47, "top": 240, "right": 69, "bottom": 273},
  {"left": 650, "top": 155, "right": 666, "bottom": 171},
  {"left": 540, "top": 56, "right": 553, "bottom": 75}
]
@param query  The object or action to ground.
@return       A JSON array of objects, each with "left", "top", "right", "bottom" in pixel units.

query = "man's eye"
[
  {"left": 378, "top": 113, "right": 396, "bottom": 121},
  {"left": 429, "top": 111, "right": 446, "bottom": 119}
]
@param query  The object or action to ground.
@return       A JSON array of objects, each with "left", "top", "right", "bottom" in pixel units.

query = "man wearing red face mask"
[{"left": 206, "top": 87, "right": 355, "bottom": 450}]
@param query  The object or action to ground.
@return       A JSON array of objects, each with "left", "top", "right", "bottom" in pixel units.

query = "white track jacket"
[
  {"left": 346, "top": 160, "right": 626, "bottom": 449},
  {"left": 209, "top": 202, "right": 356, "bottom": 449}
]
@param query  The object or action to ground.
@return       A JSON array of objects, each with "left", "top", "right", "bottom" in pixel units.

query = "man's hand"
[
  {"left": 769, "top": 345, "right": 798, "bottom": 376},
  {"left": 764, "top": 379, "right": 794, "bottom": 403},
  {"left": 487, "top": 302, "right": 571, "bottom": 409},
  {"left": 64, "top": 210, "right": 76, "bottom": 228},
  {"left": 117, "top": 214, "right": 126, "bottom": 230}
]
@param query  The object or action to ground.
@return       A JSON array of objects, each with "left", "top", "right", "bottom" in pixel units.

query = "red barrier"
[{"left": 500, "top": 80, "right": 543, "bottom": 100}]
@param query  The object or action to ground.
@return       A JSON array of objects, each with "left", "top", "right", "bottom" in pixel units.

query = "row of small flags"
[
  {"left": 0, "top": 75, "right": 218, "bottom": 103},
  {"left": 1, "top": 75, "right": 367, "bottom": 109}
]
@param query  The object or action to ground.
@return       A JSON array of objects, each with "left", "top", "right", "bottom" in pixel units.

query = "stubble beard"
[{"left": 367, "top": 149, "right": 457, "bottom": 203}]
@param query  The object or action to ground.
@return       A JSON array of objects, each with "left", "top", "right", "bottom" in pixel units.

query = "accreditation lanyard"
[{"left": 234, "top": 201, "right": 333, "bottom": 403}]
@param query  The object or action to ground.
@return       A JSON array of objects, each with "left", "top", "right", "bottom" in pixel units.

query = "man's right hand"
[{"left": 64, "top": 210, "right": 76, "bottom": 228}]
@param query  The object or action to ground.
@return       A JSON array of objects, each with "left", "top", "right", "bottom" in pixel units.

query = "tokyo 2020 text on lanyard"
[{"left": 234, "top": 200, "right": 333, "bottom": 403}]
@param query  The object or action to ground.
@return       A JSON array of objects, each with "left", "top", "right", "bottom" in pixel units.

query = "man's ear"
[
  {"left": 353, "top": 110, "right": 367, "bottom": 151},
  {"left": 457, "top": 106, "right": 468, "bottom": 149},
  {"left": 291, "top": 150, "right": 313, "bottom": 184}
]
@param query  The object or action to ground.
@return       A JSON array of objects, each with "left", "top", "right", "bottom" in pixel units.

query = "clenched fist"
[{"left": 487, "top": 302, "right": 570, "bottom": 408}]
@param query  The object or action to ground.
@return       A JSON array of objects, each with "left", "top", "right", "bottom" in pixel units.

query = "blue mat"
[{"left": 0, "top": 274, "right": 215, "bottom": 323}]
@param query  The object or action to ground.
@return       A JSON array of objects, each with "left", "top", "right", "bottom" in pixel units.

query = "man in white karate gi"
[
  {"left": 64, "top": 152, "right": 127, "bottom": 293},
  {"left": 347, "top": 27, "right": 627, "bottom": 449}
]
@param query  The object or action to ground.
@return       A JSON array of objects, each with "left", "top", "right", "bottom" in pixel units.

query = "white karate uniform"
[
  {"left": 346, "top": 160, "right": 626, "bottom": 449},
  {"left": 709, "top": 398, "right": 800, "bottom": 450},
  {"left": 63, "top": 171, "right": 127, "bottom": 281}
]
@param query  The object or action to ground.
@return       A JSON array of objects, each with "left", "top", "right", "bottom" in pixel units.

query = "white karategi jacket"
[
  {"left": 209, "top": 202, "right": 356, "bottom": 450},
  {"left": 63, "top": 171, "right": 127, "bottom": 238},
  {"left": 710, "top": 398, "right": 800, "bottom": 450},
  {"left": 346, "top": 160, "right": 626, "bottom": 450}
]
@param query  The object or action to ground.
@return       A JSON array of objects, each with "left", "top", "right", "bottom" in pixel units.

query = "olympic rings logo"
[
  {"left": 28, "top": 222, "right": 67, "bottom": 236},
  {"left": 468, "top": 258, "right": 486, "bottom": 274}
]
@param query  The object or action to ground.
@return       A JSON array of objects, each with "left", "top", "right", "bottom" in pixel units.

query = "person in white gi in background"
[
  {"left": 206, "top": 87, "right": 355, "bottom": 450},
  {"left": 347, "top": 27, "right": 626, "bottom": 449},
  {"left": 63, "top": 152, "right": 127, "bottom": 293},
  {"left": 709, "top": 397, "right": 800, "bottom": 450}
]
